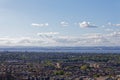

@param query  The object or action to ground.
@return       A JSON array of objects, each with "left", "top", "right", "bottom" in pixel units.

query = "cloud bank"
[{"left": 0, "top": 31, "right": 120, "bottom": 46}]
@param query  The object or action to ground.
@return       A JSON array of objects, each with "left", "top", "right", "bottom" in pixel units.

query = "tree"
[{"left": 80, "top": 65, "right": 88, "bottom": 70}]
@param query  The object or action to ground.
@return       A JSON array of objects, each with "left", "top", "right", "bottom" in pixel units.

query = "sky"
[{"left": 0, "top": 0, "right": 120, "bottom": 46}]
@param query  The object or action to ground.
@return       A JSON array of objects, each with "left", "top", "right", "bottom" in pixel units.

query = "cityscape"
[{"left": 0, "top": 51, "right": 120, "bottom": 80}]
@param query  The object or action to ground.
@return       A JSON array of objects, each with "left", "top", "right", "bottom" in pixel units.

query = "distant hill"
[{"left": 0, "top": 46, "right": 120, "bottom": 53}]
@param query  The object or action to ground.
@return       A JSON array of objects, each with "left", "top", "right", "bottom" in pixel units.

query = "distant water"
[{"left": 0, "top": 47, "right": 120, "bottom": 53}]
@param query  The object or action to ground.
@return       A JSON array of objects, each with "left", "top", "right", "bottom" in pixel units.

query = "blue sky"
[{"left": 0, "top": 0, "right": 120, "bottom": 46}]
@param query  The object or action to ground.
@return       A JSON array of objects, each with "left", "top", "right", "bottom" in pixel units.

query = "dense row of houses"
[{"left": 0, "top": 60, "right": 119, "bottom": 80}]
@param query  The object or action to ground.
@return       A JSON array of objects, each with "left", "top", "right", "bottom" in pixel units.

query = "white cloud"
[
  {"left": 31, "top": 23, "right": 49, "bottom": 27},
  {"left": 108, "top": 31, "right": 120, "bottom": 37},
  {"left": 37, "top": 32, "right": 60, "bottom": 40},
  {"left": 37, "top": 32, "right": 59, "bottom": 36},
  {"left": 105, "top": 28, "right": 113, "bottom": 32},
  {"left": 108, "top": 22, "right": 120, "bottom": 27},
  {"left": 79, "top": 21, "right": 97, "bottom": 28},
  {"left": 60, "top": 21, "right": 69, "bottom": 27}
]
